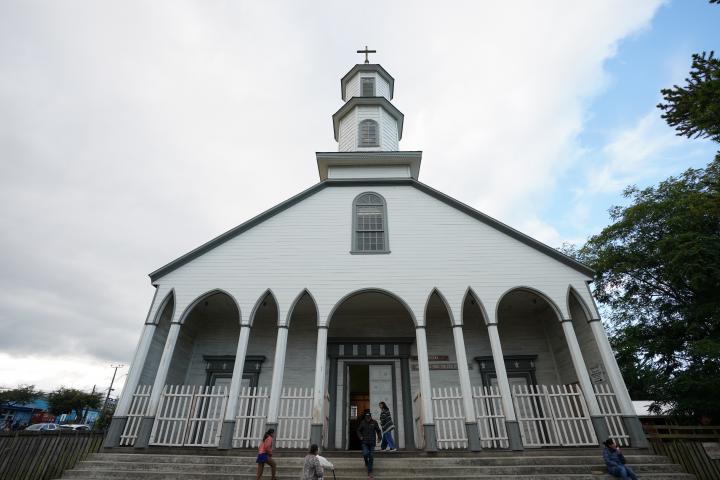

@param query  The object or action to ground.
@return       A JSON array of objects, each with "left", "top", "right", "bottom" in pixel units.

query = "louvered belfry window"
[
  {"left": 358, "top": 119, "right": 379, "bottom": 147},
  {"left": 361, "top": 77, "right": 375, "bottom": 96},
  {"left": 354, "top": 192, "right": 387, "bottom": 252}
]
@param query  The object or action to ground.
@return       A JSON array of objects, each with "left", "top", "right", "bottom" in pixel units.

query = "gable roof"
[{"left": 149, "top": 178, "right": 594, "bottom": 282}]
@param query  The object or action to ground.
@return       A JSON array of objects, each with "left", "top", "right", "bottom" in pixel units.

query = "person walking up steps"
[
  {"left": 356, "top": 409, "right": 382, "bottom": 479},
  {"left": 378, "top": 401, "right": 397, "bottom": 452},
  {"left": 255, "top": 428, "right": 277, "bottom": 480}
]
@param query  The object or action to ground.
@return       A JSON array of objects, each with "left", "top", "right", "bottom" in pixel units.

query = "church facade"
[{"left": 105, "top": 57, "right": 646, "bottom": 452}]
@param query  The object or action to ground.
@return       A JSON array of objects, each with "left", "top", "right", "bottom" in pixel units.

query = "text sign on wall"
[{"left": 411, "top": 355, "right": 449, "bottom": 362}]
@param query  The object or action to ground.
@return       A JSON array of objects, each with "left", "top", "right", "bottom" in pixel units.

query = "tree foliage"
[
  {"left": 658, "top": 51, "right": 720, "bottom": 142},
  {"left": 47, "top": 388, "right": 102, "bottom": 421},
  {"left": 580, "top": 160, "right": 720, "bottom": 419},
  {"left": 0, "top": 385, "right": 42, "bottom": 407}
]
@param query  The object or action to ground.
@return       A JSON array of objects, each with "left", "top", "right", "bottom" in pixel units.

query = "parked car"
[
  {"left": 59, "top": 424, "right": 90, "bottom": 431},
  {"left": 25, "top": 423, "right": 59, "bottom": 431}
]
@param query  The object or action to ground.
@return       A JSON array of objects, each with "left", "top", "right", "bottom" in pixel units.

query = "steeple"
[{"left": 316, "top": 50, "right": 421, "bottom": 181}]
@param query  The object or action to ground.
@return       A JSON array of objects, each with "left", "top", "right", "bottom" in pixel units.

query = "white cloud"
[
  {"left": 0, "top": 0, "right": 665, "bottom": 389},
  {"left": 584, "top": 110, "right": 685, "bottom": 194}
]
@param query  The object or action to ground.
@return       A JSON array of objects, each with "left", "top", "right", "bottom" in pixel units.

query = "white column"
[
  {"left": 560, "top": 319, "right": 601, "bottom": 415},
  {"left": 115, "top": 323, "right": 156, "bottom": 416},
  {"left": 146, "top": 322, "right": 182, "bottom": 415},
  {"left": 415, "top": 326, "right": 435, "bottom": 423},
  {"left": 487, "top": 323, "right": 515, "bottom": 421},
  {"left": 266, "top": 325, "right": 289, "bottom": 425},
  {"left": 311, "top": 326, "right": 329, "bottom": 424},
  {"left": 589, "top": 319, "right": 634, "bottom": 414},
  {"left": 452, "top": 325, "right": 475, "bottom": 423},
  {"left": 309, "top": 326, "right": 329, "bottom": 446},
  {"left": 224, "top": 323, "right": 252, "bottom": 421},
  {"left": 589, "top": 318, "right": 647, "bottom": 447}
]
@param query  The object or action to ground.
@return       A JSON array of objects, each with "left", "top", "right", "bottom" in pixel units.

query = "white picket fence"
[
  {"left": 431, "top": 387, "right": 468, "bottom": 449},
  {"left": 512, "top": 384, "right": 596, "bottom": 447},
  {"left": 472, "top": 385, "right": 508, "bottom": 448},
  {"left": 594, "top": 384, "right": 630, "bottom": 446},
  {"left": 119, "top": 384, "right": 152, "bottom": 446},
  {"left": 232, "top": 386, "right": 270, "bottom": 448},
  {"left": 275, "top": 387, "right": 312, "bottom": 449},
  {"left": 150, "top": 385, "right": 228, "bottom": 447}
]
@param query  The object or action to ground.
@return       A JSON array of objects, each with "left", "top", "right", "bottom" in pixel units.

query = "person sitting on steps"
[{"left": 603, "top": 438, "right": 639, "bottom": 480}]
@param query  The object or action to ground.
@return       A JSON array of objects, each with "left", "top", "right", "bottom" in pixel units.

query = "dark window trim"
[
  {"left": 357, "top": 119, "right": 380, "bottom": 148},
  {"left": 351, "top": 191, "right": 390, "bottom": 254},
  {"left": 360, "top": 76, "right": 376, "bottom": 96}
]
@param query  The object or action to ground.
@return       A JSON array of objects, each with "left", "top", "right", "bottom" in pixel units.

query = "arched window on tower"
[
  {"left": 358, "top": 119, "right": 379, "bottom": 148},
  {"left": 352, "top": 192, "right": 389, "bottom": 253}
]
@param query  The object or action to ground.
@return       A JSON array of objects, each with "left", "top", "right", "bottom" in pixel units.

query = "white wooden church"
[{"left": 105, "top": 51, "right": 646, "bottom": 453}]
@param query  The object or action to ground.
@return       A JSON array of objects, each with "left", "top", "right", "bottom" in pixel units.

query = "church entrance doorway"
[
  {"left": 347, "top": 364, "right": 369, "bottom": 450},
  {"left": 345, "top": 362, "right": 396, "bottom": 450},
  {"left": 326, "top": 290, "right": 417, "bottom": 450}
]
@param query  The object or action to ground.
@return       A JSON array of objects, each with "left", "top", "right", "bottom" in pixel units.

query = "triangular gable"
[{"left": 149, "top": 179, "right": 593, "bottom": 282}]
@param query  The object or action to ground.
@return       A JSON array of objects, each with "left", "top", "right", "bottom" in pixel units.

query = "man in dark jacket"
[
  {"left": 603, "top": 438, "right": 638, "bottom": 479},
  {"left": 356, "top": 409, "right": 382, "bottom": 479}
]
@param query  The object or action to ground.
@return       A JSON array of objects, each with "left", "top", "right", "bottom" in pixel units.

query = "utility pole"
[{"left": 103, "top": 364, "right": 124, "bottom": 411}]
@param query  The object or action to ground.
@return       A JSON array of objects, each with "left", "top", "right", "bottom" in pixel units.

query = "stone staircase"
[{"left": 61, "top": 448, "right": 695, "bottom": 479}]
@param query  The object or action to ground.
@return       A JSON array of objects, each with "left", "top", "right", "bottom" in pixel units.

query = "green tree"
[
  {"left": 47, "top": 388, "right": 102, "bottom": 423},
  {"left": 658, "top": 51, "right": 720, "bottom": 143},
  {"left": 580, "top": 160, "right": 720, "bottom": 419},
  {"left": 0, "top": 385, "right": 42, "bottom": 407}
]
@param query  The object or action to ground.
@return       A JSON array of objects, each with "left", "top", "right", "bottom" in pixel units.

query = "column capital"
[
  {"left": 278, "top": 324, "right": 289, "bottom": 329},
  {"left": 452, "top": 323, "right": 464, "bottom": 328},
  {"left": 240, "top": 323, "right": 252, "bottom": 328},
  {"left": 588, "top": 317, "right": 602, "bottom": 323},
  {"left": 170, "top": 321, "right": 182, "bottom": 325},
  {"left": 317, "top": 325, "right": 329, "bottom": 330},
  {"left": 415, "top": 325, "right": 426, "bottom": 329},
  {"left": 560, "top": 318, "right": 573, "bottom": 323},
  {"left": 486, "top": 321, "right": 498, "bottom": 327}
]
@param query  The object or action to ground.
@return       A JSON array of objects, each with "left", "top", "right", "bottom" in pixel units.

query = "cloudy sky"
[{"left": 1, "top": 0, "right": 718, "bottom": 397}]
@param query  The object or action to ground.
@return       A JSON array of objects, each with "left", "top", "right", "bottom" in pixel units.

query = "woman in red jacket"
[{"left": 256, "top": 428, "right": 277, "bottom": 480}]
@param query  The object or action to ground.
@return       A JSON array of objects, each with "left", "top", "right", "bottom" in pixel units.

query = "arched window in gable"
[
  {"left": 358, "top": 119, "right": 379, "bottom": 147},
  {"left": 352, "top": 192, "right": 389, "bottom": 253}
]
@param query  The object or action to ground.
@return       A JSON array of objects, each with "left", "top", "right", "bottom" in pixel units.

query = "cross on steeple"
[{"left": 356, "top": 46, "right": 376, "bottom": 64}]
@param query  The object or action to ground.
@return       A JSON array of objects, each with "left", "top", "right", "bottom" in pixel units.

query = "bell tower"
[{"left": 317, "top": 48, "right": 422, "bottom": 181}]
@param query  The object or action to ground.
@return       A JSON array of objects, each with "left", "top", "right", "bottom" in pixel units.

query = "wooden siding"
[
  {"left": 381, "top": 107, "right": 400, "bottom": 150},
  {"left": 154, "top": 184, "right": 596, "bottom": 330},
  {"left": 338, "top": 105, "right": 399, "bottom": 152},
  {"left": 344, "top": 72, "right": 391, "bottom": 100},
  {"left": 138, "top": 301, "right": 173, "bottom": 385},
  {"left": 338, "top": 109, "right": 357, "bottom": 151}
]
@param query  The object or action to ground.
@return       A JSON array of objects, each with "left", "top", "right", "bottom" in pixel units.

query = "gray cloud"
[{"left": 0, "top": 0, "right": 663, "bottom": 389}]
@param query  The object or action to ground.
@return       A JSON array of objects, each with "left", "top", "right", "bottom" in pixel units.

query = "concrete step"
[
  {"left": 60, "top": 451, "right": 695, "bottom": 480},
  {"left": 61, "top": 472, "right": 695, "bottom": 480},
  {"left": 89, "top": 451, "right": 673, "bottom": 465},
  {"left": 72, "top": 459, "right": 685, "bottom": 475}
]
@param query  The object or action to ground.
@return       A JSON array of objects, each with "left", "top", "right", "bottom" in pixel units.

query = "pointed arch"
[
  {"left": 423, "top": 288, "right": 456, "bottom": 325},
  {"left": 286, "top": 289, "right": 320, "bottom": 327},
  {"left": 249, "top": 289, "right": 279, "bottom": 327},
  {"left": 461, "top": 287, "right": 491, "bottom": 326},
  {"left": 148, "top": 288, "right": 176, "bottom": 325},
  {"left": 327, "top": 288, "right": 417, "bottom": 327},
  {"left": 495, "top": 285, "right": 564, "bottom": 323},
  {"left": 178, "top": 288, "right": 241, "bottom": 325},
  {"left": 567, "top": 285, "right": 595, "bottom": 322}
]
